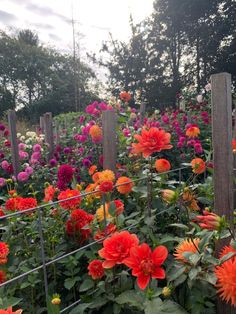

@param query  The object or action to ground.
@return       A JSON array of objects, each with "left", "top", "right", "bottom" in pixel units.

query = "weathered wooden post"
[
  {"left": 139, "top": 103, "right": 146, "bottom": 125},
  {"left": 102, "top": 110, "right": 117, "bottom": 172},
  {"left": 8, "top": 110, "right": 20, "bottom": 178},
  {"left": 211, "top": 72, "right": 236, "bottom": 314},
  {"left": 40, "top": 116, "right": 45, "bottom": 134},
  {"left": 44, "top": 112, "right": 54, "bottom": 160}
]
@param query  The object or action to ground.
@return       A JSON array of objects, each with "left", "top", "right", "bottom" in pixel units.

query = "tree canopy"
[
  {"left": 94, "top": 0, "right": 236, "bottom": 108},
  {"left": 0, "top": 29, "right": 99, "bottom": 121}
]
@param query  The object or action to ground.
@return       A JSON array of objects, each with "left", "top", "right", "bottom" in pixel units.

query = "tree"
[{"left": 0, "top": 29, "right": 99, "bottom": 120}]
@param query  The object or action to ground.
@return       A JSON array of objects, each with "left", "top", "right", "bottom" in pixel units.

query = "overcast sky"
[{"left": 0, "top": 0, "right": 154, "bottom": 58}]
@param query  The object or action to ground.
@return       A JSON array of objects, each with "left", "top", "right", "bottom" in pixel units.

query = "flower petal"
[
  {"left": 137, "top": 273, "right": 150, "bottom": 290},
  {"left": 152, "top": 246, "right": 168, "bottom": 265},
  {"left": 152, "top": 267, "right": 166, "bottom": 279}
]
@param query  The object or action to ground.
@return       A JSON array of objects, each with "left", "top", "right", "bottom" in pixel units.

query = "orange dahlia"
[
  {"left": 44, "top": 185, "right": 57, "bottom": 202},
  {"left": 131, "top": 127, "right": 172, "bottom": 158},
  {"left": 186, "top": 126, "right": 200, "bottom": 138},
  {"left": 191, "top": 158, "right": 206, "bottom": 174},
  {"left": 215, "top": 259, "right": 236, "bottom": 306},
  {"left": 88, "top": 260, "right": 105, "bottom": 280},
  {"left": 174, "top": 238, "right": 200, "bottom": 263},
  {"left": 99, "top": 170, "right": 115, "bottom": 183},
  {"left": 89, "top": 165, "right": 97, "bottom": 176},
  {"left": 92, "top": 172, "right": 101, "bottom": 183},
  {"left": 98, "top": 231, "right": 139, "bottom": 268},
  {"left": 58, "top": 189, "right": 81, "bottom": 210},
  {"left": 116, "top": 176, "right": 134, "bottom": 194},
  {"left": 89, "top": 125, "right": 102, "bottom": 138},
  {"left": 155, "top": 159, "right": 171, "bottom": 173}
]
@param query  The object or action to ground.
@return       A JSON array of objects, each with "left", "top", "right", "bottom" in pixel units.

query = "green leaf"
[
  {"left": 219, "top": 252, "right": 236, "bottom": 264},
  {"left": 188, "top": 267, "right": 199, "bottom": 281},
  {"left": 79, "top": 278, "right": 94, "bottom": 292},
  {"left": 89, "top": 298, "right": 108, "bottom": 309},
  {"left": 144, "top": 298, "right": 163, "bottom": 314},
  {"left": 204, "top": 272, "right": 217, "bottom": 285},
  {"left": 159, "top": 300, "right": 189, "bottom": 313},
  {"left": 174, "top": 274, "right": 188, "bottom": 287},
  {"left": 168, "top": 266, "right": 186, "bottom": 282},
  {"left": 1, "top": 297, "right": 22, "bottom": 308},
  {"left": 108, "top": 202, "right": 116, "bottom": 216},
  {"left": 64, "top": 278, "right": 77, "bottom": 290},
  {"left": 69, "top": 303, "right": 91, "bottom": 314},
  {"left": 230, "top": 239, "right": 236, "bottom": 250},
  {"left": 169, "top": 223, "right": 189, "bottom": 230},
  {"left": 115, "top": 290, "right": 144, "bottom": 309}
]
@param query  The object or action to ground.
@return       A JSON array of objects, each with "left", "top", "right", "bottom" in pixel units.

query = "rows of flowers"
[{"left": 0, "top": 88, "right": 235, "bottom": 313}]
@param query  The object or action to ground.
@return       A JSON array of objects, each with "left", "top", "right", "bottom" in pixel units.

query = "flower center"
[{"left": 141, "top": 259, "right": 154, "bottom": 275}]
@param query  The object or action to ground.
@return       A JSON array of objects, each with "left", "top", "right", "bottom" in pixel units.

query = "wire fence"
[{"left": 0, "top": 166, "right": 189, "bottom": 313}]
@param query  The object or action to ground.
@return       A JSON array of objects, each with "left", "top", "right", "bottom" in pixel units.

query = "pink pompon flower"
[
  {"left": 17, "top": 171, "right": 29, "bottom": 182},
  {"left": 33, "top": 144, "right": 41, "bottom": 152},
  {"left": 1, "top": 160, "right": 9, "bottom": 171}
]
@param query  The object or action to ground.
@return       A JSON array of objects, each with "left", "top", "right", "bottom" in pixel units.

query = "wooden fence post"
[
  {"left": 140, "top": 103, "right": 146, "bottom": 125},
  {"left": 44, "top": 112, "right": 54, "bottom": 160},
  {"left": 211, "top": 73, "right": 236, "bottom": 314},
  {"left": 102, "top": 110, "right": 117, "bottom": 172},
  {"left": 40, "top": 116, "right": 45, "bottom": 134},
  {"left": 8, "top": 110, "right": 20, "bottom": 178}
]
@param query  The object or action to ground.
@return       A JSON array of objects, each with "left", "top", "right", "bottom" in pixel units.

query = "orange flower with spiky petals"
[
  {"left": 182, "top": 189, "right": 200, "bottom": 211},
  {"left": 123, "top": 243, "right": 168, "bottom": 290},
  {"left": 98, "top": 231, "right": 139, "bottom": 268},
  {"left": 155, "top": 159, "right": 171, "bottom": 173},
  {"left": 99, "top": 170, "right": 115, "bottom": 183},
  {"left": 89, "top": 165, "right": 97, "bottom": 176},
  {"left": 174, "top": 238, "right": 200, "bottom": 263},
  {"left": 191, "top": 158, "right": 206, "bottom": 174},
  {"left": 131, "top": 127, "right": 172, "bottom": 158},
  {"left": 215, "top": 259, "right": 236, "bottom": 306},
  {"left": 186, "top": 126, "right": 200, "bottom": 138},
  {"left": 116, "top": 176, "right": 134, "bottom": 194},
  {"left": 219, "top": 245, "right": 236, "bottom": 262}
]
